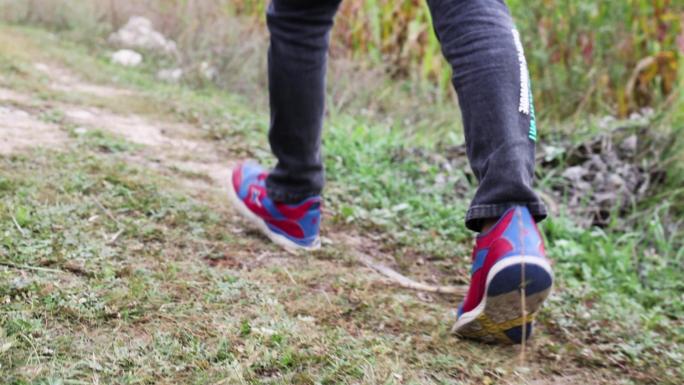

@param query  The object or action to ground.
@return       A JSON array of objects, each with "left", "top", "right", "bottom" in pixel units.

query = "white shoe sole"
[{"left": 452, "top": 256, "right": 554, "bottom": 343}]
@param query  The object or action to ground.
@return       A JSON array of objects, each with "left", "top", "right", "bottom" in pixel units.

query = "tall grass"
[
  {"left": 231, "top": 0, "right": 683, "bottom": 119},
  {"left": 509, "top": 0, "right": 682, "bottom": 118}
]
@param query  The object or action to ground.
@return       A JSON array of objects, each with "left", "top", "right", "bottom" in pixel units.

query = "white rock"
[
  {"left": 640, "top": 107, "right": 654, "bottom": 117},
  {"left": 561, "top": 165, "right": 587, "bottom": 182},
  {"left": 34, "top": 63, "right": 51, "bottom": 73},
  {"left": 111, "top": 49, "right": 143, "bottom": 67},
  {"left": 157, "top": 68, "right": 183, "bottom": 83},
  {"left": 607, "top": 174, "right": 626, "bottom": 189},
  {"left": 109, "top": 16, "right": 178, "bottom": 55},
  {"left": 629, "top": 111, "right": 642, "bottom": 121},
  {"left": 598, "top": 115, "right": 615, "bottom": 129},
  {"left": 620, "top": 134, "right": 638, "bottom": 154},
  {"left": 200, "top": 61, "right": 217, "bottom": 80}
]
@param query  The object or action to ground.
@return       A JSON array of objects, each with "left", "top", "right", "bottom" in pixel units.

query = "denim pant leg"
[
  {"left": 265, "top": 0, "right": 342, "bottom": 203},
  {"left": 426, "top": 0, "right": 547, "bottom": 231}
]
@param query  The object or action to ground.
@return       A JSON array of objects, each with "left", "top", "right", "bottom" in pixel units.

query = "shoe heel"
[{"left": 484, "top": 257, "right": 554, "bottom": 343}]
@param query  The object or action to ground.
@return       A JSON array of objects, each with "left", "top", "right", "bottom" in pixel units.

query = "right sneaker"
[
  {"left": 453, "top": 206, "right": 554, "bottom": 344},
  {"left": 227, "top": 162, "right": 322, "bottom": 252}
]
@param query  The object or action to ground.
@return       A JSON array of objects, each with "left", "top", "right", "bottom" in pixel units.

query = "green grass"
[
  {"left": 0, "top": 23, "right": 683, "bottom": 384},
  {"left": 324, "top": 116, "right": 472, "bottom": 260},
  {"left": 0, "top": 148, "right": 521, "bottom": 384}
]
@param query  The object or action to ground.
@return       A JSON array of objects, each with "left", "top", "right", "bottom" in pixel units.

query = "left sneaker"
[
  {"left": 227, "top": 162, "right": 322, "bottom": 252},
  {"left": 453, "top": 206, "right": 554, "bottom": 344}
]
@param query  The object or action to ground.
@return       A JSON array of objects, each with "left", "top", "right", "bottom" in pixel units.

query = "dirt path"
[
  {"left": 0, "top": 88, "right": 66, "bottom": 154},
  {"left": 2, "top": 61, "right": 232, "bottom": 185}
]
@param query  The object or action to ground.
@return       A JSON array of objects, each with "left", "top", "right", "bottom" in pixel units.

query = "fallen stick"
[
  {"left": 353, "top": 251, "right": 467, "bottom": 297},
  {"left": 0, "top": 260, "right": 63, "bottom": 274},
  {"left": 11, "top": 216, "right": 26, "bottom": 237}
]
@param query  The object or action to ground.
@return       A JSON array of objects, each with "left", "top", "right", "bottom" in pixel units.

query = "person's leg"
[
  {"left": 426, "top": 0, "right": 546, "bottom": 232},
  {"left": 426, "top": 0, "right": 553, "bottom": 344},
  {"left": 265, "top": 0, "right": 342, "bottom": 203},
  {"left": 227, "top": 0, "right": 341, "bottom": 251}
]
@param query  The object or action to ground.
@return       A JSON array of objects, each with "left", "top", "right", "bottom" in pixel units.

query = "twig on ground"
[
  {"left": 320, "top": 289, "right": 333, "bottom": 306},
  {"left": 282, "top": 267, "right": 298, "bottom": 285},
  {"left": 0, "top": 251, "right": 90, "bottom": 276},
  {"left": 0, "top": 260, "right": 63, "bottom": 274},
  {"left": 62, "top": 261, "right": 94, "bottom": 278},
  {"left": 353, "top": 251, "right": 467, "bottom": 297},
  {"left": 92, "top": 196, "right": 123, "bottom": 228},
  {"left": 11, "top": 215, "right": 26, "bottom": 237},
  {"left": 108, "top": 229, "right": 125, "bottom": 245}
]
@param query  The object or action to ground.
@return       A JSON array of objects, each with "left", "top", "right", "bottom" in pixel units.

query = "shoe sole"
[
  {"left": 452, "top": 256, "right": 553, "bottom": 344},
  {"left": 227, "top": 169, "right": 321, "bottom": 253}
]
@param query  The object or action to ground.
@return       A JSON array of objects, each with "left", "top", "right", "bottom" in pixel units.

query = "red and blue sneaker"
[
  {"left": 227, "top": 162, "right": 322, "bottom": 252},
  {"left": 453, "top": 206, "right": 553, "bottom": 344}
]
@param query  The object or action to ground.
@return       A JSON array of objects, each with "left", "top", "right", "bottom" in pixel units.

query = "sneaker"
[
  {"left": 227, "top": 162, "right": 322, "bottom": 252},
  {"left": 453, "top": 206, "right": 553, "bottom": 344}
]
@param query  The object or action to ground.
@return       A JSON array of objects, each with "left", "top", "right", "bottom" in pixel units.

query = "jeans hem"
[
  {"left": 266, "top": 186, "right": 321, "bottom": 203},
  {"left": 466, "top": 202, "right": 547, "bottom": 232}
]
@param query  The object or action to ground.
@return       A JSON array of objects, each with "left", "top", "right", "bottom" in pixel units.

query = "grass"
[
  {"left": 0, "top": 23, "right": 683, "bottom": 384},
  {"left": 0, "top": 146, "right": 518, "bottom": 384}
]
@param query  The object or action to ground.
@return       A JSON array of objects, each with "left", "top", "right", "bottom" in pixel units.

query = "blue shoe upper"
[{"left": 233, "top": 163, "right": 321, "bottom": 247}]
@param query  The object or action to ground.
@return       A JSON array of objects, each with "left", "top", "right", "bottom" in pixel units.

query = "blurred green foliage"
[
  {"left": 231, "top": 0, "right": 683, "bottom": 119},
  {"left": 2, "top": 0, "right": 681, "bottom": 119}
]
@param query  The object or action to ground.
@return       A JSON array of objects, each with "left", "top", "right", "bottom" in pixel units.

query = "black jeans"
[{"left": 265, "top": 0, "right": 547, "bottom": 231}]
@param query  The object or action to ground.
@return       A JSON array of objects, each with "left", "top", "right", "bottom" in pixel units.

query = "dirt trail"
[
  {"left": 0, "top": 90, "right": 66, "bottom": 154},
  {"left": 34, "top": 62, "right": 134, "bottom": 98},
  {"left": 14, "top": 62, "right": 231, "bottom": 188},
  {"left": 61, "top": 104, "right": 231, "bottom": 185},
  {"left": 37, "top": 60, "right": 233, "bottom": 188}
]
